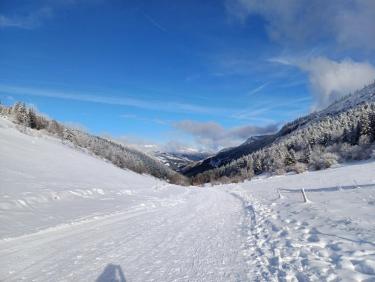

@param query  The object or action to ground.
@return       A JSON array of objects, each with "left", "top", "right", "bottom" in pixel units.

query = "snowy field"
[
  {"left": 225, "top": 163, "right": 375, "bottom": 281},
  {"left": 1, "top": 116, "right": 375, "bottom": 282}
]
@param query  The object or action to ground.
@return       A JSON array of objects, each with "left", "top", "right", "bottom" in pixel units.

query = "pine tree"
[
  {"left": 13, "top": 102, "right": 30, "bottom": 126},
  {"left": 284, "top": 148, "right": 296, "bottom": 166}
]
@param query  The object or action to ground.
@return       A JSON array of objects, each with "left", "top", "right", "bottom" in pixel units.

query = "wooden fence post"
[
  {"left": 301, "top": 188, "right": 310, "bottom": 203},
  {"left": 277, "top": 188, "right": 284, "bottom": 199}
]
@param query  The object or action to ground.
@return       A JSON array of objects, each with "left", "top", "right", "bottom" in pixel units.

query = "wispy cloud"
[
  {"left": 0, "top": 84, "right": 231, "bottom": 116},
  {"left": 226, "top": 0, "right": 375, "bottom": 51},
  {"left": 141, "top": 12, "right": 167, "bottom": 32},
  {"left": 267, "top": 57, "right": 293, "bottom": 66},
  {"left": 174, "top": 120, "right": 278, "bottom": 151},
  {"left": 0, "top": 7, "right": 53, "bottom": 29},
  {"left": 232, "top": 96, "right": 311, "bottom": 121},
  {"left": 211, "top": 51, "right": 300, "bottom": 87},
  {"left": 247, "top": 82, "right": 268, "bottom": 96},
  {"left": 116, "top": 135, "right": 161, "bottom": 153},
  {"left": 120, "top": 113, "right": 168, "bottom": 125},
  {"left": 0, "top": 1, "right": 98, "bottom": 30}
]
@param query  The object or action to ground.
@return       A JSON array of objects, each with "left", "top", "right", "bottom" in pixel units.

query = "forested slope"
[{"left": 189, "top": 82, "right": 375, "bottom": 184}]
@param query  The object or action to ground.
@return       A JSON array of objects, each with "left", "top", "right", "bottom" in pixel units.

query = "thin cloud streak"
[
  {"left": 247, "top": 82, "right": 268, "bottom": 96},
  {"left": 141, "top": 12, "right": 167, "bottom": 32},
  {"left": 0, "top": 84, "right": 231, "bottom": 116},
  {"left": 120, "top": 113, "right": 168, "bottom": 125},
  {"left": 232, "top": 96, "right": 312, "bottom": 121}
]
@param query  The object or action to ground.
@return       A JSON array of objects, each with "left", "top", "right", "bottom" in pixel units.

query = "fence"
[{"left": 277, "top": 182, "right": 375, "bottom": 203}]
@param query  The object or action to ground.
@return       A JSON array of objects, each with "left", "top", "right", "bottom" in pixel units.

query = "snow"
[
  {"left": 224, "top": 162, "right": 375, "bottom": 281},
  {"left": 1, "top": 116, "right": 375, "bottom": 281},
  {"left": 0, "top": 118, "right": 247, "bottom": 281}
]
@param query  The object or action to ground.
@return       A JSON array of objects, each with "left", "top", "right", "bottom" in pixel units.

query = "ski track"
[
  {"left": 0, "top": 188, "right": 251, "bottom": 282},
  {"left": 229, "top": 185, "right": 375, "bottom": 282},
  {"left": 1, "top": 184, "right": 375, "bottom": 281}
]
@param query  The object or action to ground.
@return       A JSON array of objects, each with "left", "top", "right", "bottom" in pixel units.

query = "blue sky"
[{"left": 1, "top": 1, "right": 375, "bottom": 152}]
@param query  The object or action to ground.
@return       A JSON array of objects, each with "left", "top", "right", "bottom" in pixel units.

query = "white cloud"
[
  {"left": 116, "top": 136, "right": 161, "bottom": 153},
  {"left": 300, "top": 57, "right": 375, "bottom": 109},
  {"left": 161, "top": 140, "right": 201, "bottom": 154},
  {"left": 174, "top": 120, "right": 277, "bottom": 151},
  {"left": 116, "top": 136, "right": 202, "bottom": 155},
  {"left": 334, "top": 1, "right": 375, "bottom": 49},
  {"left": 273, "top": 57, "right": 375, "bottom": 109},
  {"left": 227, "top": 0, "right": 375, "bottom": 50}
]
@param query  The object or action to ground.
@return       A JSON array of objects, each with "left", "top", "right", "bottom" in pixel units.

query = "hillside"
[
  {"left": 0, "top": 103, "right": 187, "bottom": 185},
  {"left": 0, "top": 116, "right": 263, "bottom": 281},
  {"left": 185, "top": 82, "right": 375, "bottom": 184}
]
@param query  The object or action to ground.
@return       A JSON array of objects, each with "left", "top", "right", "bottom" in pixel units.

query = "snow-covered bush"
[
  {"left": 309, "top": 151, "right": 339, "bottom": 170},
  {"left": 287, "top": 162, "right": 307, "bottom": 174},
  {"left": 340, "top": 144, "right": 368, "bottom": 160},
  {"left": 358, "top": 135, "right": 372, "bottom": 146}
]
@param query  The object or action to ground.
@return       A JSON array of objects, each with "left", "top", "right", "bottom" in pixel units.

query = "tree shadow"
[{"left": 96, "top": 263, "right": 126, "bottom": 282}]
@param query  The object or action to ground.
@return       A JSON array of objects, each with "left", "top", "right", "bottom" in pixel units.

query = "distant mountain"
[
  {"left": 186, "top": 81, "right": 375, "bottom": 184},
  {"left": 153, "top": 151, "right": 211, "bottom": 172},
  {"left": 182, "top": 134, "right": 276, "bottom": 177}
]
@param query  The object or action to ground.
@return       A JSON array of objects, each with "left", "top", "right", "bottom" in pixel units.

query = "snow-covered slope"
[
  {"left": 1, "top": 116, "right": 374, "bottom": 281},
  {"left": 0, "top": 117, "right": 249, "bottom": 281},
  {"left": 0, "top": 117, "right": 169, "bottom": 238}
]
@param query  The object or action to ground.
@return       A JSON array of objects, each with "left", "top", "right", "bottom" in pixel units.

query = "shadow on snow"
[{"left": 96, "top": 264, "right": 126, "bottom": 282}]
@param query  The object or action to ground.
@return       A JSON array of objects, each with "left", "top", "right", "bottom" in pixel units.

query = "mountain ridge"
[{"left": 184, "top": 81, "right": 375, "bottom": 183}]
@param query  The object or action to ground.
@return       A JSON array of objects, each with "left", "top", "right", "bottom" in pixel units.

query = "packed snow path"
[{"left": 0, "top": 189, "right": 250, "bottom": 282}]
